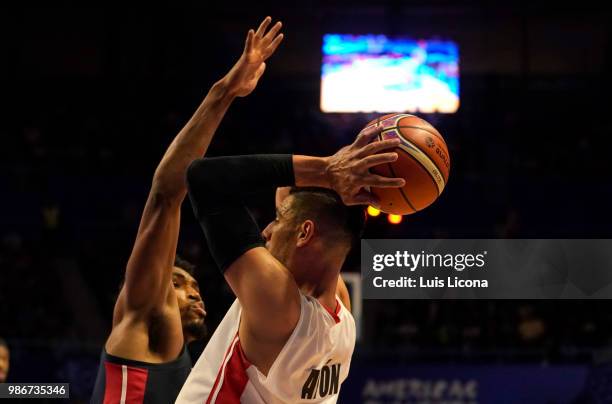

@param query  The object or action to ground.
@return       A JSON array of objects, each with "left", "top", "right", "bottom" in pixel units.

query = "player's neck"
[
  {"left": 292, "top": 249, "right": 344, "bottom": 306},
  {"left": 298, "top": 270, "right": 339, "bottom": 308}
]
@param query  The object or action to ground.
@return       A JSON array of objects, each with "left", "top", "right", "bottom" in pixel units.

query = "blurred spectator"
[
  {"left": 0, "top": 338, "right": 9, "bottom": 382},
  {"left": 517, "top": 304, "right": 547, "bottom": 344}
]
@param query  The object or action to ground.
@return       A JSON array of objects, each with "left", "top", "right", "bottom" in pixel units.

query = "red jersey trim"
[
  {"left": 213, "top": 338, "right": 251, "bottom": 403},
  {"left": 207, "top": 332, "right": 252, "bottom": 403},
  {"left": 323, "top": 298, "right": 341, "bottom": 324},
  {"left": 206, "top": 336, "right": 239, "bottom": 404}
]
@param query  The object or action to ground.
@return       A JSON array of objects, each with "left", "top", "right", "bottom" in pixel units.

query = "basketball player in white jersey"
[{"left": 176, "top": 113, "right": 405, "bottom": 400}]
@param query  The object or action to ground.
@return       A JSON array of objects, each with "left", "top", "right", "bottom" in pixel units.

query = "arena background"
[{"left": 1, "top": 2, "right": 611, "bottom": 403}]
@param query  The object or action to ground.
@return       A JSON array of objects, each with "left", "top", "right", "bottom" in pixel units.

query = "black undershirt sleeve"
[{"left": 186, "top": 155, "right": 295, "bottom": 272}]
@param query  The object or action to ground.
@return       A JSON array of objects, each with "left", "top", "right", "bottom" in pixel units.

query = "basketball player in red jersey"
[
  {"left": 177, "top": 128, "right": 404, "bottom": 400},
  {"left": 91, "top": 17, "right": 285, "bottom": 404}
]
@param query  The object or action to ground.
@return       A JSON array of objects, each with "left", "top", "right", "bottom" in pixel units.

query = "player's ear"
[{"left": 296, "top": 220, "right": 315, "bottom": 247}]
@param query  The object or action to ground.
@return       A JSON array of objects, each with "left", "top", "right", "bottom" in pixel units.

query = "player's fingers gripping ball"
[{"left": 364, "top": 113, "right": 451, "bottom": 215}]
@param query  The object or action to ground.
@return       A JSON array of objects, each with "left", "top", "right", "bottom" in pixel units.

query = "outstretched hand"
[
  {"left": 325, "top": 124, "right": 406, "bottom": 207},
  {"left": 222, "top": 16, "right": 284, "bottom": 98}
]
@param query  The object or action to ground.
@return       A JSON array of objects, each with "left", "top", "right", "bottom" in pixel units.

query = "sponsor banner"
[
  {"left": 362, "top": 239, "right": 612, "bottom": 299},
  {"left": 340, "top": 364, "right": 588, "bottom": 404}
]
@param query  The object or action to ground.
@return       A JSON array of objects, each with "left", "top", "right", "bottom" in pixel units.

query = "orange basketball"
[{"left": 364, "top": 113, "right": 450, "bottom": 215}]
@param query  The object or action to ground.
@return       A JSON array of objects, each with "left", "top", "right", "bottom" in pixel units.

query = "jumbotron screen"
[{"left": 321, "top": 34, "right": 459, "bottom": 113}]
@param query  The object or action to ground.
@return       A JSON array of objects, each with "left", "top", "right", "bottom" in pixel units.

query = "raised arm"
[
  {"left": 119, "top": 17, "right": 284, "bottom": 315},
  {"left": 186, "top": 127, "right": 404, "bottom": 347}
]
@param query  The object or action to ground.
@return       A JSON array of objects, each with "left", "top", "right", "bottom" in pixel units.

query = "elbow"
[
  {"left": 149, "top": 171, "right": 184, "bottom": 208},
  {"left": 151, "top": 159, "right": 208, "bottom": 203}
]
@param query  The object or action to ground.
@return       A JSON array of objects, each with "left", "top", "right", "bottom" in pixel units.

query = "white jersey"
[{"left": 176, "top": 293, "right": 356, "bottom": 404}]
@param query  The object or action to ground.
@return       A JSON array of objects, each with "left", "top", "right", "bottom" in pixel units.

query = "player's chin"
[
  {"left": 183, "top": 312, "right": 203, "bottom": 327},
  {"left": 186, "top": 317, "right": 204, "bottom": 329},
  {"left": 184, "top": 318, "right": 208, "bottom": 340}
]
